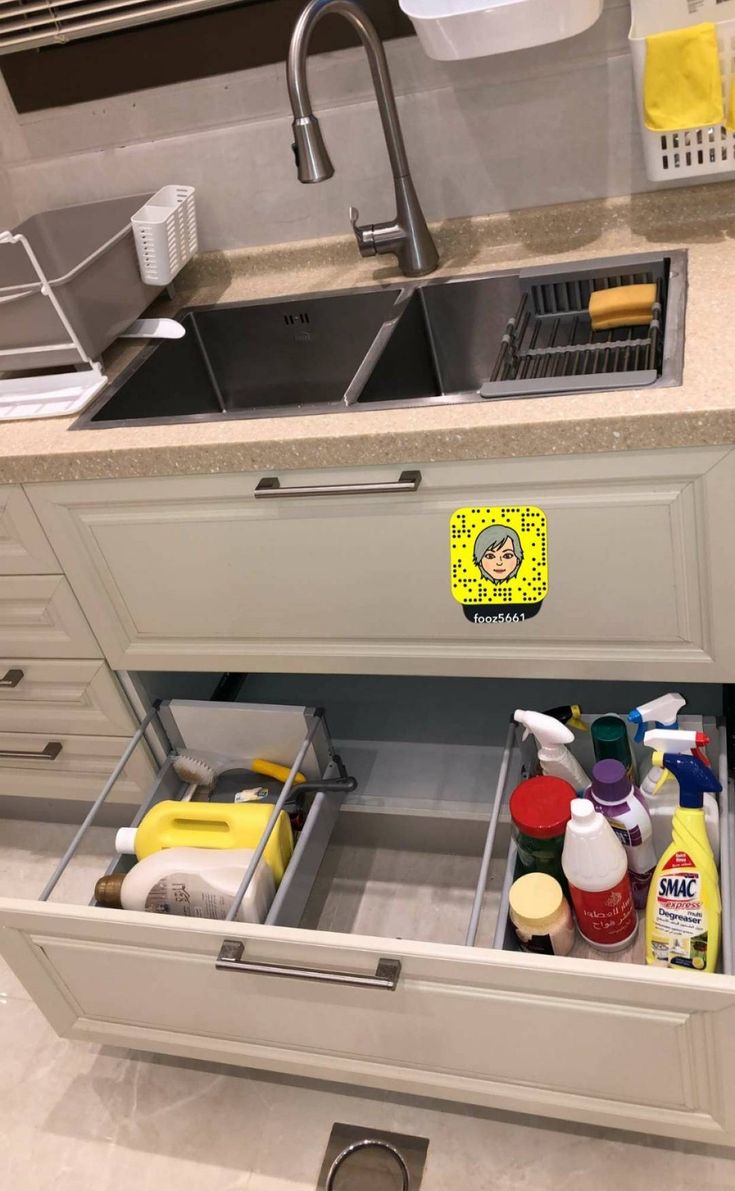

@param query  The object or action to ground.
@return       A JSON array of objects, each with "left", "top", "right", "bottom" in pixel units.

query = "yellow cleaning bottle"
[
  {"left": 114, "top": 801, "right": 293, "bottom": 884},
  {"left": 646, "top": 753, "right": 722, "bottom": 972}
]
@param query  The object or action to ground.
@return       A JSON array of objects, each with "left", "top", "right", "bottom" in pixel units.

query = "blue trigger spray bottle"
[{"left": 628, "top": 692, "right": 687, "bottom": 796}]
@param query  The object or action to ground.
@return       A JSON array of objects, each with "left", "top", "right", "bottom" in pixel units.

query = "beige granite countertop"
[{"left": 2, "top": 180, "right": 735, "bottom": 484}]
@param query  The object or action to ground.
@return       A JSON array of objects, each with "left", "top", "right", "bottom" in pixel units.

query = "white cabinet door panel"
[
  {"left": 1, "top": 904, "right": 735, "bottom": 1147},
  {"left": 0, "top": 575, "right": 101, "bottom": 659},
  {"left": 25, "top": 448, "right": 735, "bottom": 679},
  {"left": 0, "top": 659, "right": 136, "bottom": 736},
  {"left": 0, "top": 731, "right": 153, "bottom": 803},
  {"left": 0, "top": 485, "right": 59, "bottom": 574}
]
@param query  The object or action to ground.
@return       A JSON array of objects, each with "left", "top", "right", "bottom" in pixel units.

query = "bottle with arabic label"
[{"left": 562, "top": 800, "right": 638, "bottom": 952}]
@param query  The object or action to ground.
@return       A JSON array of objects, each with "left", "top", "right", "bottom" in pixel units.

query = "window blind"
[{"left": 0, "top": 0, "right": 242, "bottom": 53}]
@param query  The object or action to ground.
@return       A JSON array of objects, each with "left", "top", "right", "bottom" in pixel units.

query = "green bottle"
[{"left": 591, "top": 714, "right": 638, "bottom": 782}]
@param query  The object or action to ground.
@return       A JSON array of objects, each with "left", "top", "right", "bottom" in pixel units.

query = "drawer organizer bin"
[
  {"left": 630, "top": 0, "right": 735, "bottom": 181},
  {"left": 493, "top": 713, "right": 733, "bottom": 972},
  {"left": 4, "top": 689, "right": 735, "bottom": 1149}
]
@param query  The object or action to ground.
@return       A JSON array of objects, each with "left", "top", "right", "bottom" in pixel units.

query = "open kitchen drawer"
[{"left": 2, "top": 687, "right": 735, "bottom": 1148}]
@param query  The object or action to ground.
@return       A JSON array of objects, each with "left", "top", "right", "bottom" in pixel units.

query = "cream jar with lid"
[{"left": 508, "top": 872, "right": 575, "bottom": 957}]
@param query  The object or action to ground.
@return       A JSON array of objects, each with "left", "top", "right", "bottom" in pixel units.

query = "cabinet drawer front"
[
  {"left": 0, "top": 485, "right": 58, "bottom": 574},
  {"left": 0, "top": 575, "right": 100, "bottom": 659},
  {"left": 0, "top": 659, "right": 135, "bottom": 736},
  {"left": 2, "top": 908, "right": 735, "bottom": 1147},
  {"left": 0, "top": 731, "right": 153, "bottom": 802},
  {"left": 26, "top": 449, "right": 735, "bottom": 680}
]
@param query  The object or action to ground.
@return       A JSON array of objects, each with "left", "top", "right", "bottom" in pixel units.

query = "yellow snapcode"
[{"left": 450, "top": 506, "right": 548, "bottom": 606}]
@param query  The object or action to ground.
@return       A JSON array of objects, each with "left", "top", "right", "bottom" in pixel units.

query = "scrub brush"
[{"left": 173, "top": 753, "right": 216, "bottom": 802}]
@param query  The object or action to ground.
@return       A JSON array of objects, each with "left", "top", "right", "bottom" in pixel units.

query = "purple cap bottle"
[
  {"left": 591, "top": 759, "right": 634, "bottom": 805},
  {"left": 585, "top": 759, "right": 656, "bottom": 909}
]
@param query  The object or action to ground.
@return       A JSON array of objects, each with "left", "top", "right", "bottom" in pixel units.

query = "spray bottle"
[
  {"left": 642, "top": 729, "right": 719, "bottom": 857},
  {"left": 646, "top": 754, "right": 722, "bottom": 972},
  {"left": 514, "top": 710, "right": 591, "bottom": 792},
  {"left": 543, "top": 705, "right": 588, "bottom": 733},
  {"left": 628, "top": 692, "right": 687, "bottom": 793}
]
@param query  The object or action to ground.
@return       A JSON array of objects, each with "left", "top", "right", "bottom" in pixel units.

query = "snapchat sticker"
[{"left": 450, "top": 506, "right": 548, "bottom": 624}]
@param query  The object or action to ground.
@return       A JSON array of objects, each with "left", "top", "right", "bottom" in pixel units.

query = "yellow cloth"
[
  {"left": 727, "top": 79, "right": 735, "bottom": 131},
  {"left": 644, "top": 22, "right": 724, "bottom": 133}
]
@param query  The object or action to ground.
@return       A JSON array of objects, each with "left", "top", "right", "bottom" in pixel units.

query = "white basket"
[
  {"left": 630, "top": 0, "right": 735, "bottom": 182},
  {"left": 131, "top": 185, "right": 197, "bottom": 286},
  {"left": 399, "top": 0, "right": 602, "bottom": 61}
]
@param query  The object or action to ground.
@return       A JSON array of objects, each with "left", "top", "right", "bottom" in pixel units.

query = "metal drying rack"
[{"left": 484, "top": 273, "right": 663, "bottom": 395}]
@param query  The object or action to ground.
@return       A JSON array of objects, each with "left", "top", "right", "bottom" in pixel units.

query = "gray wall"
[{"left": 0, "top": 0, "right": 664, "bottom": 250}]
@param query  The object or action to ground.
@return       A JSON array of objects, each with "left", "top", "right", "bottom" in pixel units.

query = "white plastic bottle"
[
  {"left": 562, "top": 800, "right": 638, "bottom": 952},
  {"left": 94, "top": 847, "right": 275, "bottom": 923},
  {"left": 514, "top": 709, "right": 591, "bottom": 792},
  {"left": 584, "top": 759, "right": 656, "bottom": 909},
  {"left": 642, "top": 728, "right": 720, "bottom": 858}
]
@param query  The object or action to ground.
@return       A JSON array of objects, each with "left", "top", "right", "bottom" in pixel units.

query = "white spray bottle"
[
  {"left": 642, "top": 728, "right": 719, "bottom": 857},
  {"left": 514, "top": 709, "right": 591, "bottom": 792},
  {"left": 628, "top": 692, "right": 686, "bottom": 794}
]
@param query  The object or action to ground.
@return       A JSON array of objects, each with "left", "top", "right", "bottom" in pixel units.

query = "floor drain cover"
[{"left": 316, "top": 1122, "right": 429, "bottom": 1189}]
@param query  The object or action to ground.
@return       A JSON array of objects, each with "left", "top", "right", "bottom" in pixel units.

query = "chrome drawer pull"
[
  {"left": 0, "top": 668, "right": 23, "bottom": 688},
  {"left": 0, "top": 741, "right": 62, "bottom": 761},
  {"left": 217, "top": 941, "right": 401, "bottom": 990},
  {"left": 254, "top": 470, "right": 421, "bottom": 499}
]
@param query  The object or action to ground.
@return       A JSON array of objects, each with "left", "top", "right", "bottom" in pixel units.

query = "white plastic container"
[
  {"left": 562, "top": 801, "right": 638, "bottom": 952},
  {"left": 629, "top": 0, "right": 735, "bottom": 182},
  {"left": 95, "top": 847, "right": 275, "bottom": 924},
  {"left": 399, "top": 0, "right": 603, "bottom": 61},
  {"left": 131, "top": 185, "right": 198, "bottom": 286},
  {"left": 514, "top": 709, "right": 590, "bottom": 793},
  {"left": 585, "top": 759, "right": 656, "bottom": 910}
]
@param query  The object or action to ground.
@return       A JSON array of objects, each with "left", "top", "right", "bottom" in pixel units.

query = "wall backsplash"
[{"left": 0, "top": 1, "right": 678, "bottom": 251}]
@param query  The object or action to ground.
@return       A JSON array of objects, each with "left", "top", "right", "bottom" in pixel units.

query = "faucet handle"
[{"left": 349, "top": 206, "right": 377, "bottom": 258}]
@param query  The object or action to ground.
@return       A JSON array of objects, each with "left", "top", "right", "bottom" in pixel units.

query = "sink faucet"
[{"left": 287, "top": 0, "right": 439, "bottom": 278}]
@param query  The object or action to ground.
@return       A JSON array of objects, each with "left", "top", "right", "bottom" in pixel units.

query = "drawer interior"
[{"left": 33, "top": 675, "right": 734, "bottom": 977}]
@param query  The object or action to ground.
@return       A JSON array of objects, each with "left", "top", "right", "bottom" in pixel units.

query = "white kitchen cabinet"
[
  {"left": 0, "top": 728, "right": 154, "bottom": 803},
  {"left": 1, "top": 695, "right": 735, "bottom": 1147},
  {"left": 0, "top": 658, "right": 137, "bottom": 737},
  {"left": 0, "top": 484, "right": 59, "bottom": 574},
  {"left": 0, "top": 574, "right": 101, "bottom": 659},
  {"left": 24, "top": 446, "right": 735, "bottom": 680}
]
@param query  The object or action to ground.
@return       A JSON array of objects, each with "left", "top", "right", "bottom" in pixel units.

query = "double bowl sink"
[{"left": 74, "top": 252, "right": 686, "bottom": 429}]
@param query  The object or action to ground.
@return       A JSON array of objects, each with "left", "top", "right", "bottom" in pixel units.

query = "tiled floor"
[{"left": 1, "top": 818, "right": 735, "bottom": 1191}]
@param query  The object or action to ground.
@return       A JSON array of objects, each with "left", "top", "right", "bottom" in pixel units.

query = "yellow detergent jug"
[
  {"left": 646, "top": 753, "right": 722, "bottom": 972},
  {"left": 115, "top": 800, "right": 293, "bottom": 884}
]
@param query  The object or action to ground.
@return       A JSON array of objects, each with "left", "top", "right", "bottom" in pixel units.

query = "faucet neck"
[{"left": 287, "top": 0, "right": 410, "bottom": 181}]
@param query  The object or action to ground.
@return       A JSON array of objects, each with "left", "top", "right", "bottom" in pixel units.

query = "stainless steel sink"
[{"left": 73, "top": 252, "right": 686, "bottom": 429}]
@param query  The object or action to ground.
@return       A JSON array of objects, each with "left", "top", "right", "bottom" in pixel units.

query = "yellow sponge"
[{"left": 589, "top": 284, "right": 657, "bottom": 332}]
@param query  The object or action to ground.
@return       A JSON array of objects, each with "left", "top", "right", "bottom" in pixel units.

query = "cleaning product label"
[
  {"left": 569, "top": 876, "right": 637, "bottom": 947},
  {"left": 145, "top": 876, "right": 230, "bottom": 919},
  {"left": 650, "top": 852, "right": 709, "bottom": 968},
  {"left": 450, "top": 506, "right": 548, "bottom": 623},
  {"left": 608, "top": 816, "right": 643, "bottom": 848}
]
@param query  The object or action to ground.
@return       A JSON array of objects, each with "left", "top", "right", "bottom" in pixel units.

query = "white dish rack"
[
  {"left": 630, "top": 0, "right": 735, "bottom": 181},
  {"left": 0, "top": 185, "right": 197, "bottom": 424}
]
